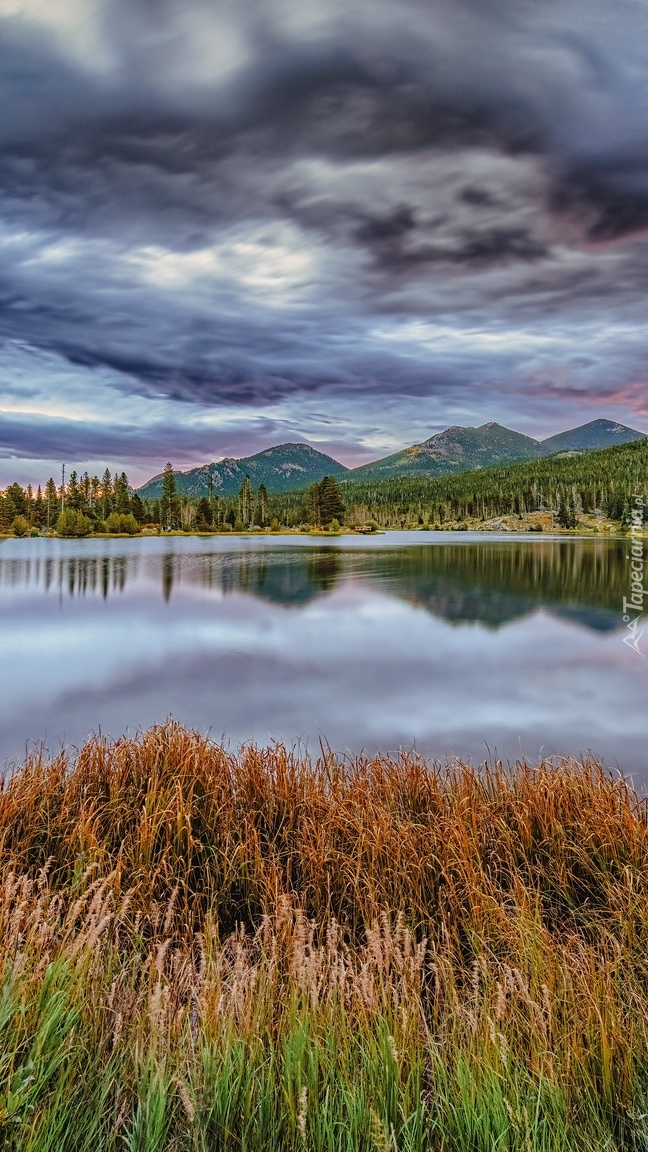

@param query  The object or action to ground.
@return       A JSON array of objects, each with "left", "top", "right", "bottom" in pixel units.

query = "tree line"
[
  {"left": 2, "top": 438, "right": 646, "bottom": 537},
  {"left": 0, "top": 469, "right": 145, "bottom": 537},
  {"left": 267, "top": 437, "right": 648, "bottom": 530},
  {"left": 152, "top": 465, "right": 346, "bottom": 532},
  {"left": 0, "top": 464, "right": 347, "bottom": 536}
]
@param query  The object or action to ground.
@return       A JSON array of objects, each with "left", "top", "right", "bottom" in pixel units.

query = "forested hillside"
[
  {"left": 138, "top": 443, "right": 348, "bottom": 499},
  {"left": 2, "top": 435, "right": 646, "bottom": 536},
  {"left": 267, "top": 436, "right": 648, "bottom": 528},
  {"left": 347, "top": 417, "right": 644, "bottom": 481},
  {"left": 348, "top": 421, "right": 543, "bottom": 480}
]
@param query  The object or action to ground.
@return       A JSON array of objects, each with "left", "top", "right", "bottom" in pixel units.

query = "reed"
[{"left": 1, "top": 721, "right": 647, "bottom": 1149}]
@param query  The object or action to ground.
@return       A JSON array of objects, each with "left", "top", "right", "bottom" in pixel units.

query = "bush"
[
  {"left": 11, "top": 515, "right": 30, "bottom": 537},
  {"left": 119, "top": 513, "right": 140, "bottom": 535},
  {"left": 55, "top": 510, "right": 94, "bottom": 537},
  {"left": 105, "top": 512, "right": 140, "bottom": 535}
]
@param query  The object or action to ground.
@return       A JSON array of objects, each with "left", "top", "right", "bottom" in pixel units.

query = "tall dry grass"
[{"left": 1, "top": 721, "right": 648, "bottom": 1149}]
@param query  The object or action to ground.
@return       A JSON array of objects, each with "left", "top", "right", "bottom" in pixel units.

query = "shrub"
[
  {"left": 11, "top": 515, "right": 30, "bottom": 536},
  {"left": 56, "top": 509, "right": 93, "bottom": 537},
  {"left": 105, "top": 512, "right": 140, "bottom": 534},
  {"left": 119, "top": 513, "right": 140, "bottom": 535}
]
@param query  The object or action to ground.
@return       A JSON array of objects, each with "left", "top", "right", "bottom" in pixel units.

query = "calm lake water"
[{"left": 1, "top": 532, "right": 646, "bottom": 775}]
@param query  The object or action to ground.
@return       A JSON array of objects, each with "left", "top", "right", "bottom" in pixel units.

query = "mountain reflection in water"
[
  {"left": 1, "top": 534, "right": 646, "bottom": 775},
  {"left": 0, "top": 538, "right": 628, "bottom": 633}
]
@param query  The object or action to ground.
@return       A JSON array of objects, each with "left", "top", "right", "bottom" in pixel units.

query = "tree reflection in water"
[{"left": 0, "top": 539, "right": 629, "bottom": 633}]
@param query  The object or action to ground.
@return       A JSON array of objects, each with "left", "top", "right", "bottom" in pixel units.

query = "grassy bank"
[{"left": 2, "top": 723, "right": 648, "bottom": 1149}]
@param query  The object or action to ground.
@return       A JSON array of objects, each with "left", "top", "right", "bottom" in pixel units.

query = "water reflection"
[
  {"left": 0, "top": 539, "right": 628, "bottom": 632},
  {"left": 361, "top": 541, "right": 626, "bottom": 632},
  {"left": 0, "top": 535, "right": 645, "bottom": 773},
  {"left": 0, "top": 554, "right": 135, "bottom": 598}
]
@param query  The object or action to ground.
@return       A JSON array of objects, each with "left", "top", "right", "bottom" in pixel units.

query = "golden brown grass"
[{"left": 1, "top": 722, "right": 648, "bottom": 1150}]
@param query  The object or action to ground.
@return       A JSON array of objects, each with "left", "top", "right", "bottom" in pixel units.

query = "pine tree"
[
  {"left": 67, "top": 470, "right": 81, "bottom": 510},
  {"left": 34, "top": 485, "right": 44, "bottom": 528},
  {"left": 45, "top": 478, "right": 57, "bottom": 530},
  {"left": 131, "top": 493, "right": 146, "bottom": 524},
  {"left": 4, "top": 483, "right": 27, "bottom": 521},
  {"left": 256, "top": 483, "right": 268, "bottom": 528},
  {"left": 239, "top": 475, "right": 252, "bottom": 527},
  {"left": 196, "top": 497, "right": 213, "bottom": 529},
  {"left": 114, "top": 472, "right": 130, "bottom": 514},
  {"left": 307, "top": 482, "right": 321, "bottom": 525},
  {"left": 90, "top": 475, "right": 101, "bottom": 513},
  {"left": 318, "top": 476, "right": 345, "bottom": 526},
  {"left": 101, "top": 469, "right": 113, "bottom": 519},
  {"left": 25, "top": 484, "right": 34, "bottom": 526},
  {"left": 557, "top": 494, "right": 577, "bottom": 529},
  {"left": 162, "top": 463, "right": 178, "bottom": 529}
]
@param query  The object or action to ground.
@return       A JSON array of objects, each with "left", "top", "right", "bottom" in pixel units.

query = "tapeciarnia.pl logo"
[{"left": 622, "top": 491, "right": 645, "bottom": 656}]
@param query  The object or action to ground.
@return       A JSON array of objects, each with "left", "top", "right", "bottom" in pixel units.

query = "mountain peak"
[
  {"left": 138, "top": 442, "right": 348, "bottom": 500},
  {"left": 352, "top": 421, "right": 542, "bottom": 481},
  {"left": 541, "top": 419, "right": 645, "bottom": 454},
  {"left": 137, "top": 416, "right": 647, "bottom": 498}
]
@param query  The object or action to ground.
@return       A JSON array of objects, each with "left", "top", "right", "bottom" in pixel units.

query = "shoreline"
[{"left": 1, "top": 524, "right": 643, "bottom": 541}]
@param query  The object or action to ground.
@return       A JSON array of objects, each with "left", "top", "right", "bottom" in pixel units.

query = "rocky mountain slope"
[
  {"left": 137, "top": 419, "right": 646, "bottom": 496},
  {"left": 138, "top": 443, "right": 349, "bottom": 500}
]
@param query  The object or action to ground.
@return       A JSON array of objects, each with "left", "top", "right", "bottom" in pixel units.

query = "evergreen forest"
[{"left": 1, "top": 438, "right": 647, "bottom": 536}]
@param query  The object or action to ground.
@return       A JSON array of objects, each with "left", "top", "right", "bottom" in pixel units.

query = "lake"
[{"left": 1, "top": 532, "right": 646, "bottom": 775}]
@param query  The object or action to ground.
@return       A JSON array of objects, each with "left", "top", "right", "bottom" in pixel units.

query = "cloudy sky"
[{"left": 2, "top": 0, "right": 648, "bottom": 485}]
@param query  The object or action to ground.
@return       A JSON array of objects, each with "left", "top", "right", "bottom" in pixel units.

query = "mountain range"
[{"left": 137, "top": 419, "right": 645, "bottom": 499}]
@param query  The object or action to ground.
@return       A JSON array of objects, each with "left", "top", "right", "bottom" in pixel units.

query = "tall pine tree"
[
  {"left": 162, "top": 463, "right": 178, "bottom": 529},
  {"left": 238, "top": 475, "right": 252, "bottom": 527},
  {"left": 256, "top": 483, "right": 268, "bottom": 528},
  {"left": 318, "top": 476, "right": 345, "bottom": 526}
]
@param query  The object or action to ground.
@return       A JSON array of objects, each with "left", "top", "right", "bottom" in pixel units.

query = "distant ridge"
[
  {"left": 347, "top": 418, "right": 646, "bottom": 482},
  {"left": 138, "top": 443, "right": 348, "bottom": 500},
  {"left": 540, "top": 418, "right": 646, "bottom": 455},
  {"left": 349, "top": 422, "right": 542, "bottom": 481},
  {"left": 137, "top": 419, "right": 646, "bottom": 496}
]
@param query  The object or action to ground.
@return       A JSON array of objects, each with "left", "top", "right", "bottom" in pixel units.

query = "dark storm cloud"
[
  {"left": 0, "top": 408, "right": 283, "bottom": 465},
  {"left": 459, "top": 187, "right": 499, "bottom": 209},
  {"left": 352, "top": 207, "right": 549, "bottom": 270},
  {"left": 1, "top": 0, "right": 648, "bottom": 468},
  {"left": 550, "top": 161, "right": 648, "bottom": 242},
  {"left": 354, "top": 207, "right": 417, "bottom": 246}
]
